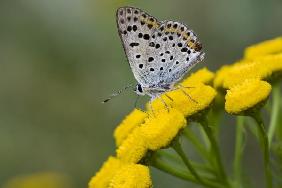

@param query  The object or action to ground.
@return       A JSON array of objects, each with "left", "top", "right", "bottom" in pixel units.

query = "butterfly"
[{"left": 103, "top": 6, "right": 204, "bottom": 104}]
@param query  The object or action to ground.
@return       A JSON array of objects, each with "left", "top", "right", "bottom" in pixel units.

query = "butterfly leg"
[
  {"left": 178, "top": 84, "right": 198, "bottom": 104},
  {"left": 159, "top": 96, "right": 170, "bottom": 112},
  {"left": 148, "top": 99, "right": 156, "bottom": 117},
  {"left": 180, "top": 86, "right": 195, "bottom": 89},
  {"left": 164, "top": 93, "right": 174, "bottom": 101}
]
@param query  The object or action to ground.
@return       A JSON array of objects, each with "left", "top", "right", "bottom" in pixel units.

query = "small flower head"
[
  {"left": 214, "top": 65, "right": 233, "bottom": 89},
  {"left": 89, "top": 156, "right": 123, "bottom": 188},
  {"left": 109, "top": 164, "right": 152, "bottom": 188},
  {"left": 140, "top": 109, "right": 186, "bottom": 150},
  {"left": 215, "top": 54, "right": 282, "bottom": 89},
  {"left": 181, "top": 67, "right": 215, "bottom": 86},
  {"left": 114, "top": 109, "right": 148, "bottom": 146},
  {"left": 225, "top": 79, "right": 272, "bottom": 115},
  {"left": 222, "top": 61, "right": 272, "bottom": 89},
  {"left": 149, "top": 83, "right": 217, "bottom": 117},
  {"left": 244, "top": 37, "right": 282, "bottom": 59},
  {"left": 116, "top": 127, "right": 148, "bottom": 163}
]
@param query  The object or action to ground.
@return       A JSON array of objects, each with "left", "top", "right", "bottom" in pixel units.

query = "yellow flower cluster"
[
  {"left": 149, "top": 83, "right": 216, "bottom": 117},
  {"left": 89, "top": 68, "right": 217, "bottom": 188},
  {"left": 244, "top": 37, "right": 282, "bottom": 59},
  {"left": 114, "top": 109, "right": 147, "bottom": 146},
  {"left": 225, "top": 79, "right": 271, "bottom": 114},
  {"left": 2, "top": 172, "right": 71, "bottom": 188},
  {"left": 109, "top": 163, "right": 152, "bottom": 188},
  {"left": 214, "top": 37, "right": 282, "bottom": 114},
  {"left": 89, "top": 156, "right": 152, "bottom": 188}
]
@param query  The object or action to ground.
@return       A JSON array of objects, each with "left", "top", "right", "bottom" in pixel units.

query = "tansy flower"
[
  {"left": 89, "top": 156, "right": 123, "bottom": 188},
  {"left": 116, "top": 127, "right": 148, "bottom": 163},
  {"left": 149, "top": 83, "right": 217, "bottom": 117},
  {"left": 215, "top": 54, "right": 282, "bottom": 89},
  {"left": 225, "top": 79, "right": 272, "bottom": 115},
  {"left": 262, "top": 53, "right": 282, "bottom": 76},
  {"left": 213, "top": 65, "right": 233, "bottom": 89},
  {"left": 3, "top": 172, "right": 70, "bottom": 188},
  {"left": 114, "top": 109, "right": 148, "bottom": 146},
  {"left": 181, "top": 67, "right": 215, "bottom": 86},
  {"left": 244, "top": 37, "right": 282, "bottom": 59},
  {"left": 140, "top": 109, "right": 186, "bottom": 150},
  {"left": 222, "top": 61, "right": 272, "bottom": 89},
  {"left": 109, "top": 164, "right": 152, "bottom": 188}
]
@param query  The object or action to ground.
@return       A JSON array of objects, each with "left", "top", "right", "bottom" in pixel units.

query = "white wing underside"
[{"left": 116, "top": 7, "right": 204, "bottom": 90}]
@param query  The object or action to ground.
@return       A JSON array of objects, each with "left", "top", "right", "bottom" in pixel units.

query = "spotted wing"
[
  {"left": 116, "top": 6, "right": 160, "bottom": 87},
  {"left": 149, "top": 21, "right": 205, "bottom": 87},
  {"left": 116, "top": 7, "right": 204, "bottom": 88}
]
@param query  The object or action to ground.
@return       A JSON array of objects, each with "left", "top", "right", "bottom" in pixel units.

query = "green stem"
[
  {"left": 183, "top": 128, "right": 211, "bottom": 162},
  {"left": 251, "top": 111, "right": 272, "bottom": 188},
  {"left": 199, "top": 125, "right": 211, "bottom": 150},
  {"left": 157, "top": 150, "right": 215, "bottom": 174},
  {"left": 233, "top": 116, "right": 245, "bottom": 187},
  {"left": 172, "top": 139, "right": 206, "bottom": 185},
  {"left": 151, "top": 157, "right": 223, "bottom": 188},
  {"left": 199, "top": 117, "right": 230, "bottom": 187},
  {"left": 268, "top": 84, "right": 280, "bottom": 146}
]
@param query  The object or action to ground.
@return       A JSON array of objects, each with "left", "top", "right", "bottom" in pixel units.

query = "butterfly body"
[{"left": 116, "top": 6, "right": 205, "bottom": 100}]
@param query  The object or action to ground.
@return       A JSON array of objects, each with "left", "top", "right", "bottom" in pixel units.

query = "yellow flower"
[
  {"left": 109, "top": 164, "right": 152, "bottom": 188},
  {"left": 220, "top": 53, "right": 282, "bottom": 89},
  {"left": 222, "top": 61, "right": 272, "bottom": 89},
  {"left": 225, "top": 79, "right": 272, "bottom": 114},
  {"left": 263, "top": 53, "right": 282, "bottom": 75},
  {"left": 3, "top": 172, "right": 70, "bottom": 188},
  {"left": 181, "top": 67, "right": 215, "bottom": 86},
  {"left": 140, "top": 109, "right": 186, "bottom": 150},
  {"left": 89, "top": 156, "right": 123, "bottom": 188},
  {"left": 116, "top": 127, "right": 148, "bottom": 163},
  {"left": 213, "top": 65, "right": 233, "bottom": 89},
  {"left": 114, "top": 109, "right": 148, "bottom": 146},
  {"left": 244, "top": 37, "right": 282, "bottom": 59},
  {"left": 149, "top": 83, "right": 217, "bottom": 117}
]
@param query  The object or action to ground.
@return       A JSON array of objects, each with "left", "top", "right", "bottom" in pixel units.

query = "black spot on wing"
[{"left": 130, "top": 42, "right": 139, "bottom": 47}]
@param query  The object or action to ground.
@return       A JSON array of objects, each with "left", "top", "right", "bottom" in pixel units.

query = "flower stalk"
[
  {"left": 250, "top": 111, "right": 273, "bottom": 188},
  {"left": 268, "top": 83, "right": 280, "bottom": 145},
  {"left": 171, "top": 138, "right": 205, "bottom": 184},
  {"left": 233, "top": 116, "right": 245, "bottom": 187},
  {"left": 151, "top": 150, "right": 224, "bottom": 188},
  {"left": 199, "top": 117, "right": 230, "bottom": 187}
]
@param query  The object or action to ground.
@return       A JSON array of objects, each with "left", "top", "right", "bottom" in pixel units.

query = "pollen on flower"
[
  {"left": 213, "top": 65, "right": 233, "bottom": 88},
  {"left": 114, "top": 109, "right": 148, "bottom": 146},
  {"left": 220, "top": 54, "right": 282, "bottom": 89},
  {"left": 88, "top": 156, "right": 123, "bottom": 188},
  {"left": 181, "top": 67, "right": 215, "bottom": 86},
  {"left": 149, "top": 83, "right": 217, "bottom": 117},
  {"left": 109, "top": 164, "right": 152, "bottom": 188},
  {"left": 244, "top": 37, "right": 282, "bottom": 59},
  {"left": 225, "top": 79, "right": 272, "bottom": 114},
  {"left": 222, "top": 61, "right": 272, "bottom": 89},
  {"left": 140, "top": 109, "right": 186, "bottom": 150},
  {"left": 116, "top": 127, "right": 148, "bottom": 163},
  {"left": 262, "top": 53, "right": 282, "bottom": 75}
]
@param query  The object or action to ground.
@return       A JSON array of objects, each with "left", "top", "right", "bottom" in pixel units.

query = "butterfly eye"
[{"left": 137, "top": 84, "right": 143, "bottom": 92}]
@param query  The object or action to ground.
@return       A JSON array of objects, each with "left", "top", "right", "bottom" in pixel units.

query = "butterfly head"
[{"left": 134, "top": 83, "right": 146, "bottom": 96}]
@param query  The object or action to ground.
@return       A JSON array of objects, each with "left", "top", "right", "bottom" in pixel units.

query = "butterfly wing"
[
  {"left": 116, "top": 7, "right": 204, "bottom": 89},
  {"left": 116, "top": 6, "right": 161, "bottom": 87},
  {"left": 150, "top": 21, "right": 204, "bottom": 87}
]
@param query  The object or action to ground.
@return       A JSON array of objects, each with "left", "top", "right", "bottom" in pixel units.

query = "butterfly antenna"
[{"left": 102, "top": 84, "right": 134, "bottom": 103}]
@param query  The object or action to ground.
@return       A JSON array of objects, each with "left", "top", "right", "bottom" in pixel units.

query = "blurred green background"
[{"left": 0, "top": 0, "right": 281, "bottom": 187}]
